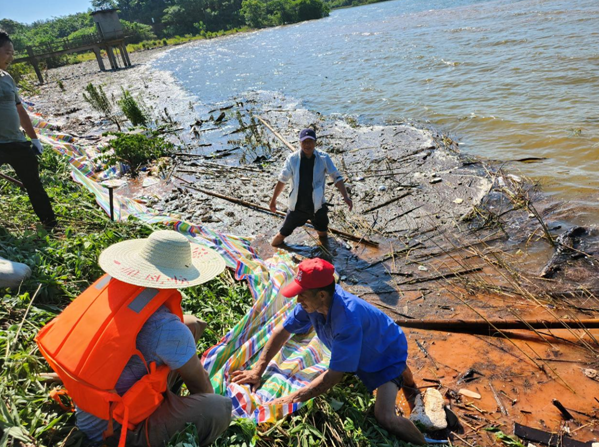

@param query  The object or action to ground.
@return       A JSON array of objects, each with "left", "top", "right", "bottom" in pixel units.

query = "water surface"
[{"left": 153, "top": 0, "right": 599, "bottom": 223}]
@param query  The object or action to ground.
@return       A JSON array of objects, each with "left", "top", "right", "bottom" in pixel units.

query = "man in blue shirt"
[{"left": 231, "top": 258, "right": 426, "bottom": 445}]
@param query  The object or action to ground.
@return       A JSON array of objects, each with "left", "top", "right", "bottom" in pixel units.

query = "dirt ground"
[{"left": 26, "top": 46, "right": 599, "bottom": 446}]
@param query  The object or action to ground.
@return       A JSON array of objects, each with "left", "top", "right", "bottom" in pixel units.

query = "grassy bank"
[{"left": 0, "top": 148, "right": 413, "bottom": 446}]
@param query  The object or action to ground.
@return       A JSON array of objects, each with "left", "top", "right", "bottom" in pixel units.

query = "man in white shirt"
[{"left": 269, "top": 128, "right": 352, "bottom": 246}]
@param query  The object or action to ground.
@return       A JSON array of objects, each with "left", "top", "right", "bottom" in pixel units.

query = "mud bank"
[{"left": 28, "top": 49, "right": 599, "bottom": 446}]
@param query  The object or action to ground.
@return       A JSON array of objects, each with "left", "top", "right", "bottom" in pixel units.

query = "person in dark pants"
[
  {"left": 269, "top": 128, "right": 352, "bottom": 246},
  {"left": 0, "top": 30, "right": 56, "bottom": 229}
]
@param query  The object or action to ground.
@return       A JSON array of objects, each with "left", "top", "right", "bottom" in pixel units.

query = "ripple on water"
[{"left": 153, "top": 0, "right": 599, "bottom": 221}]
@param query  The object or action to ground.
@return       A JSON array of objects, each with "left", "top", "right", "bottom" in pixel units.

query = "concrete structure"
[
  {"left": 13, "top": 9, "right": 132, "bottom": 84},
  {"left": 92, "top": 9, "right": 124, "bottom": 41}
]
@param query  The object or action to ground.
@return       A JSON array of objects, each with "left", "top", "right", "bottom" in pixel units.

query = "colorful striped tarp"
[{"left": 28, "top": 105, "right": 330, "bottom": 424}]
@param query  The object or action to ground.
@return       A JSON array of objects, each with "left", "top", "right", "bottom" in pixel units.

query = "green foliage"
[
  {"left": 485, "top": 427, "right": 526, "bottom": 447},
  {"left": 82, "top": 82, "right": 122, "bottom": 131},
  {"left": 122, "top": 20, "right": 157, "bottom": 43},
  {"left": 118, "top": 88, "right": 149, "bottom": 127},
  {"left": 240, "top": 0, "right": 329, "bottom": 28},
  {"left": 241, "top": 0, "right": 269, "bottom": 28},
  {"left": 102, "top": 132, "right": 175, "bottom": 177}
]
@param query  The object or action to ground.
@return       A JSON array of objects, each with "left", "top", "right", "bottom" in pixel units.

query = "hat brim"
[
  {"left": 281, "top": 279, "right": 305, "bottom": 298},
  {"left": 99, "top": 238, "right": 226, "bottom": 289},
  {"left": 299, "top": 136, "right": 316, "bottom": 141}
]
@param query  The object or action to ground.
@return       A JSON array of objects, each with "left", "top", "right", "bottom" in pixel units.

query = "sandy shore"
[{"left": 26, "top": 46, "right": 599, "bottom": 446}]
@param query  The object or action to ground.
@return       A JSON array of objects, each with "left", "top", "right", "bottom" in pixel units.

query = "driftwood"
[
  {"left": 174, "top": 176, "right": 379, "bottom": 247},
  {"left": 363, "top": 192, "right": 412, "bottom": 214},
  {"left": 257, "top": 116, "right": 295, "bottom": 152},
  {"left": 415, "top": 339, "right": 439, "bottom": 370},
  {"left": 489, "top": 383, "right": 508, "bottom": 416},
  {"left": 395, "top": 318, "right": 599, "bottom": 333},
  {"left": 201, "top": 161, "right": 263, "bottom": 173},
  {"left": 392, "top": 266, "right": 483, "bottom": 284},
  {"left": 541, "top": 227, "right": 587, "bottom": 278},
  {"left": 514, "top": 423, "right": 591, "bottom": 447},
  {"left": 552, "top": 399, "right": 574, "bottom": 421}
]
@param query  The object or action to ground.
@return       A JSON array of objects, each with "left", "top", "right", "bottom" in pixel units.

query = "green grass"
[{"left": 0, "top": 147, "right": 414, "bottom": 447}]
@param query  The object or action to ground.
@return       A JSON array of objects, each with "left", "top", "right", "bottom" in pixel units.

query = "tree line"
[{"left": 1, "top": 0, "right": 388, "bottom": 66}]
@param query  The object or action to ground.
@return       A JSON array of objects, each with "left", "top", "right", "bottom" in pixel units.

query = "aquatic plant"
[
  {"left": 101, "top": 132, "right": 175, "bottom": 177},
  {"left": 82, "top": 82, "right": 122, "bottom": 131},
  {"left": 118, "top": 87, "right": 150, "bottom": 127}
]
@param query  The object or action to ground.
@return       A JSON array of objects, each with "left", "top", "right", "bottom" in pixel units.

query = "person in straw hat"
[{"left": 76, "top": 230, "right": 232, "bottom": 446}]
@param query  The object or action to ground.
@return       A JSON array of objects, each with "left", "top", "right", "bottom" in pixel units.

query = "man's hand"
[
  {"left": 343, "top": 196, "right": 353, "bottom": 211},
  {"left": 231, "top": 368, "right": 263, "bottom": 392},
  {"left": 269, "top": 198, "right": 277, "bottom": 213},
  {"left": 268, "top": 394, "right": 298, "bottom": 406},
  {"left": 31, "top": 139, "right": 43, "bottom": 155}
]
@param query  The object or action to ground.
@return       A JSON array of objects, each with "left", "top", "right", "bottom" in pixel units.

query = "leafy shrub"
[
  {"left": 118, "top": 88, "right": 149, "bottom": 127},
  {"left": 102, "top": 132, "right": 175, "bottom": 177},
  {"left": 82, "top": 82, "right": 122, "bottom": 130}
]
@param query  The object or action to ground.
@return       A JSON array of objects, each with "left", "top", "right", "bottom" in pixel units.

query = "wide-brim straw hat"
[{"left": 99, "top": 230, "right": 226, "bottom": 289}]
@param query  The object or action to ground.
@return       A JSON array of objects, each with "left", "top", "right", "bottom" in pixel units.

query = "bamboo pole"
[
  {"left": 396, "top": 318, "right": 599, "bottom": 332},
  {"left": 257, "top": 116, "right": 295, "bottom": 152},
  {"left": 174, "top": 176, "right": 378, "bottom": 247}
]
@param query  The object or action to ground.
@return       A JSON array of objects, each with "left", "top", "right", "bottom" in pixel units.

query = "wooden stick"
[
  {"left": 0, "top": 172, "right": 24, "bottom": 189},
  {"left": 396, "top": 318, "right": 599, "bottom": 332},
  {"left": 174, "top": 176, "right": 378, "bottom": 247},
  {"left": 392, "top": 266, "right": 483, "bottom": 284},
  {"left": 363, "top": 192, "right": 412, "bottom": 214},
  {"left": 416, "top": 339, "right": 439, "bottom": 370},
  {"left": 201, "top": 161, "right": 263, "bottom": 173},
  {"left": 257, "top": 116, "right": 295, "bottom": 152},
  {"left": 489, "top": 383, "right": 508, "bottom": 416}
]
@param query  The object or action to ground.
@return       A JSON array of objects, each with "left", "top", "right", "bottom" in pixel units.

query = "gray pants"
[{"left": 125, "top": 390, "right": 232, "bottom": 447}]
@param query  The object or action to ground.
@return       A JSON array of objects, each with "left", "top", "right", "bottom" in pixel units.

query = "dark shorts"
[
  {"left": 390, "top": 374, "right": 405, "bottom": 389},
  {"left": 280, "top": 205, "right": 329, "bottom": 236}
]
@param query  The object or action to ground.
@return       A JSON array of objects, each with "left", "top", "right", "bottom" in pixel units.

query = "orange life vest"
[{"left": 36, "top": 274, "right": 184, "bottom": 447}]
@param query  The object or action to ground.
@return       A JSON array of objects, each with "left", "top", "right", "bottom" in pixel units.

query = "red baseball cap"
[{"left": 281, "top": 258, "right": 335, "bottom": 298}]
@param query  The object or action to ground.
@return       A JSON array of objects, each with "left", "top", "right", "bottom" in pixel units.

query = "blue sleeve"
[
  {"left": 283, "top": 304, "right": 313, "bottom": 334},
  {"left": 329, "top": 322, "right": 362, "bottom": 373},
  {"left": 154, "top": 318, "right": 197, "bottom": 370}
]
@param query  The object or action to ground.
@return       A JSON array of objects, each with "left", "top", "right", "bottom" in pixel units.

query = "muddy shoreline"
[{"left": 27, "top": 45, "right": 599, "bottom": 445}]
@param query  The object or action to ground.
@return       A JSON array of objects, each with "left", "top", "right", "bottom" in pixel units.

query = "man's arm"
[
  {"left": 16, "top": 104, "right": 37, "bottom": 140},
  {"left": 231, "top": 323, "right": 291, "bottom": 390},
  {"left": 269, "top": 181, "right": 286, "bottom": 213},
  {"left": 176, "top": 353, "right": 214, "bottom": 395},
  {"left": 271, "top": 369, "right": 344, "bottom": 405},
  {"left": 334, "top": 180, "right": 353, "bottom": 211},
  {"left": 324, "top": 155, "right": 352, "bottom": 211}
]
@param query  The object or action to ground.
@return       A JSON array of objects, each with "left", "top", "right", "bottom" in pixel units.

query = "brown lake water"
[{"left": 153, "top": 0, "right": 599, "bottom": 224}]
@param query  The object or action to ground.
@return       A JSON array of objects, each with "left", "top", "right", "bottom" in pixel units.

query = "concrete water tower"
[
  {"left": 90, "top": 8, "right": 131, "bottom": 71},
  {"left": 91, "top": 9, "right": 124, "bottom": 41}
]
